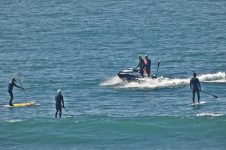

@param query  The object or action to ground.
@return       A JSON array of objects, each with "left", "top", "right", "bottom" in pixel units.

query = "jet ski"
[
  {"left": 118, "top": 62, "right": 160, "bottom": 82},
  {"left": 117, "top": 68, "right": 158, "bottom": 82}
]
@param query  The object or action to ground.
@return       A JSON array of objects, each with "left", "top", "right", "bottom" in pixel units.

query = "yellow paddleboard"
[{"left": 3, "top": 101, "right": 36, "bottom": 108}]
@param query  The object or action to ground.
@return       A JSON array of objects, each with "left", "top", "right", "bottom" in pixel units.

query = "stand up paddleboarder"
[
  {"left": 190, "top": 73, "right": 201, "bottom": 103},
  {"left": 55, "top": 89, "right": 65, "bottom": 118},
  {"left": 8, "top": 78, "right": 24, "bottom": 106}
]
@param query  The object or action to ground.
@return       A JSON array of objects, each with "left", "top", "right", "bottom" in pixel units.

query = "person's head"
[
  {"left": 138, "top": 56, "right": 142, "bottom": 59},
  {"left": 145, "top": 55, "right": 148, "bottom": 59},
  {"left": 11, "top": 78, "right": 16, "bottom": 82},
  {"left": 57, "top": 89, "right": 62, "bottom": 95},
  {"left": 193, "top": 73, "right": 197, "bottom": 77}
]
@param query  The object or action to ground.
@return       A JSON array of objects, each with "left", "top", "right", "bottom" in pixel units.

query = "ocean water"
[{"left": 0, "top": 0, "right": 226, "bottom": 149}]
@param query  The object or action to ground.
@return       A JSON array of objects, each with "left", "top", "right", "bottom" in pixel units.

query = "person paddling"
[
  {"left": 8, "top": 78, "right": 24, "bottom": 106},
  {"left": 190, "top": 73, "right": 201, "bottom": 103},
  {"left": 55, "top": 89, "right": 65, "bottom": 118}
]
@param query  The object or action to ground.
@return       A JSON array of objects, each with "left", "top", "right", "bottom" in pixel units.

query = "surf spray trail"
[{"left": 101, "top": 72, "right": 226, "bottom": 89}]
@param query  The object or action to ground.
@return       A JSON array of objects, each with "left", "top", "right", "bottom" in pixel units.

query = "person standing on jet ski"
[
  {"left": 135, "top": 56, "right": 145, "bottom": 77},
  {"left": 144, "top": 55, "right": 151, "bottom": 77}
]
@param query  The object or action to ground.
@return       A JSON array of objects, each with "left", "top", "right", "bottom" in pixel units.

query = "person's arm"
[
  {"left": 141, "top": 60, "right": 144, "bottom": 68},
  {"left": 190, "top": 79, "right": 192, "bottom": 89},
  {"left": 134, "top": 62, "right": 139, "bottom": 70},
  {"left": 136, "top": 62, "right": 139, "bottom": 68},
  {"left": 197, "top": 79, "right": 201, "bottom": 91},
  {"left": 55, "top": 95, "right": 57, "bottom": 103},
  {"left": 62, "top": 95, "right": 64, "bottom": 108},
  {"left": 13, "top": 83, "right": 24, "bottom": 90},
  {"left": 147, "top": 59, "right": 150, "bottom": 67}
]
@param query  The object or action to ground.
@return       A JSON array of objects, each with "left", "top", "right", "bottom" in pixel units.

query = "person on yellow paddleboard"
[
  {"left": 8, "top": 78, "right": 24, "bottom": 106},
  {"left": 55, "top": 89, "right": 65, "bottom": 118}
]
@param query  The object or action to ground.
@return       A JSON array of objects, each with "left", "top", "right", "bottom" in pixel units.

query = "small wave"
[
  {"left": 196, "top": 112, "right": 224, "bottom": 117},
  {"left": 5, "top": 119, "right": 23, "bottom": 123}
]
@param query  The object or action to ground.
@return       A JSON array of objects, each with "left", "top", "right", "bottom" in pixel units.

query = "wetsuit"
[
  {"left": 137, "top": 58, "right": 145, "bottom": 77},
  {"left": 8, "top": 82, "right": 19, "bottom": 106},
  {"left": 190, "top": 77, "right": 201, "bottom": 103},
  {"left": 55, "top": 93, "right": 64, "bottom": 118},
  {"left": 144, "top": 58, "right": 151, "bottom": 77}
]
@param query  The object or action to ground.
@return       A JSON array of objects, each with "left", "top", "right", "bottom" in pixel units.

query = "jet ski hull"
[
  {"left": 117, "top": 72, "right": 140, "bottom": 82},
  {"left": 117, "top": 68, "right": 157, "bottom": 82}
]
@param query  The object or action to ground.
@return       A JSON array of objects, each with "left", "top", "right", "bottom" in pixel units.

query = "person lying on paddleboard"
[
  {"left": 190, "top": 73, "right": 201, "bottom": 103},
  {"left": 55, "top": 89, "right": 65, "bottom": 118},
  {"left": 8, "top": 78, "right": 24, "bottom": 106}
]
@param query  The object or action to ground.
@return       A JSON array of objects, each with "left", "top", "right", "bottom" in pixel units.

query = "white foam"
[
  {"left": 101, "top": 72, "right": 226, "bottom": 89},
  {"left": 121, "top": 77, "right": 188, "bottom": 89},
  {"left": 191, "top": 101, "right": 206, "bottom": 106},
  {"left": 100, "top": 76, "right": 124, "bottom": 86},
  {"left": 199, "top": 72, "right": 226, "bottom": 82},
  {"left": 5, "top": 119, "right": 23, "bottom": 123},
  {"left": 101, "top": 76, "right": 189, "bottom": 89},
  {"left": 196, "top": 112, "right": 224, "bottom": 117}
]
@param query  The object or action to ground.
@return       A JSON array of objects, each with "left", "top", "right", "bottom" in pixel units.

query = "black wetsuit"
[
  {"left": 8, "top": 82, "right": 18, "bottom": 106},
  {"left": 144, "top": 58, "right": 151, "bottom": 77},
  {"left": 137, "top": 59, "right": 145, "bottom": 77},
  {"left": 190, "top": 77, "right": 201, "bottom": 103},
  {"left": 55, "top": 94, "right": 64, "bottom": 118}
]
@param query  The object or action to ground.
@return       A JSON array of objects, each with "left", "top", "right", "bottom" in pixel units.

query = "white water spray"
[{"left": 101, "top": 72, "right": 226, "bottom": 89}]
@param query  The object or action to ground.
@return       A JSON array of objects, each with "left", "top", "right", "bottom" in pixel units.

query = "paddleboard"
[
  {"left": 191, "top": 101, "right": 206, "bottom": 106},
  {"left": 2, "top": 101, "right": 36, "bottom": 108}
]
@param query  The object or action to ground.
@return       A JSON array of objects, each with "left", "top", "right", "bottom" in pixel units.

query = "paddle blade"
[
  {"left": 157, "top": 61, "right": 160, "bottom": 67},
  {"left": 213, "top": 95, "right": 218, "bottom": 98},
  {"left": 202, "top": 91, "right": 218, "bottom": 98}
]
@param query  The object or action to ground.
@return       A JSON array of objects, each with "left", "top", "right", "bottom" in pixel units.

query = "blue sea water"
[{"left": 0, "top": 0, "right": 226, "bottom": 149}]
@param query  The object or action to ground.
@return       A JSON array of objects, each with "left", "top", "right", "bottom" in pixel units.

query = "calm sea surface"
[{"left": 0, "top": 0, "right": 226, "bottom": 149}]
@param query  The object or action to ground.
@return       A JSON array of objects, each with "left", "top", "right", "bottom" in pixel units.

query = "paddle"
[
  {"left": 18, "top": 79, "right": 30, "bottom": 101},
  {"left": 202, "top": 90, "right": 218, "bottom": 98},
  {"left": 63, "top": 107, "right": 75, "bottom": 117}
]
